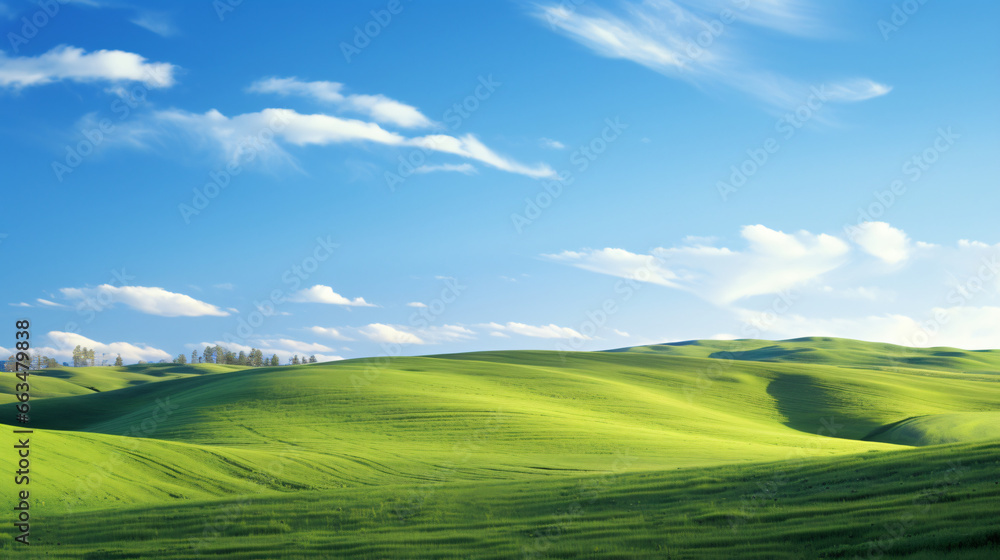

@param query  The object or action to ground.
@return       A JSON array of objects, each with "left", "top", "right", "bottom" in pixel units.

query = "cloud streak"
[
  {"left": 536, "top": 0, "right": 890, "bottom": 110},
  {"left": 0, "top": 45, "right": 177, "bottom": 89},
  {"left": 60, "top": 285, "right": 229, "bottom": 317}
]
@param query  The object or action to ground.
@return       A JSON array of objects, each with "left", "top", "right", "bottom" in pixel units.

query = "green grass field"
[{"left": 1, "top": 337, "right": 998, "bottom": 558}]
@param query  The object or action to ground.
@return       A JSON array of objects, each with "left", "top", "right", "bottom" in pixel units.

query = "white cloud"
[
  {"left": 483, "top": 322, "right": 590, "bottom": 340},
  {"left": 256, "top": 338, "right": 334, "bottom": 354},
  {"left": 130, "top": 12, "right": 177, "bottom": 37},
  {"left": 290, "top": 285, "right": 375, "bottom": 307},
  {"left": 308, "top": 326, "right": 354, "bottom": 340},
  {"left": 357, "top": 323, "right": 476, "bottom": 345},
  {"left": 547, "top": 225, "right": 850, "bottom": 305},
  {"left": 822, "top": 79, "right": 893, "bottom": 102},
  {"left": 360, "top": 323, "right": 425, "bottom": 344},
  {"left": 412, "top": 163, "right": 477, "bottom": 175},
  {"left": 735, "top": 306, "right": 1000, "bottom": 350},
  {"left": 47, "top": 331, "right": 171, "bottom": 363},
  {"left": 249, "top": 77, "right": 433, "bottom": 128},
  {"left": 149, "top": 107, "right": 554, "bottom": 178},
  {"left": 9, "top": 302, "right": 31, "bottom": 307},
  {"left": 852, "top": 221, "right": 911, "bottom": 265},
  {"left": 536, "top": 1, "right": 890, "bottom": 111},
  {"left": 405, "top": 302, "right": 428, "bottom": 308},
  {"left": 60, "top": 285, "right": 229, "bottom": 317},
  {"left": 36, "top": 298, "right": 66, "bottom": 308},
  {"left": 539, "top": 137, "right": 565, "bottom": 149},
  {"left": 0, "top": 45, "right": 176, "bottom": 89},
  {"left": 544, "top": 247, "right": 680, "bottom": 287}
]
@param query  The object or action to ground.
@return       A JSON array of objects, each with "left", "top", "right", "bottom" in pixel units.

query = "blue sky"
[{"left": 2, "top": 0, "right": 998, "bottom": 364}]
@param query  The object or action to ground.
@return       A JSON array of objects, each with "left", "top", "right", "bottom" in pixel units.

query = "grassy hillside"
[
  {"left": 0, "top": 363, "right": 246, "bottom": 404},
  {"left": 0, "top": 338, "right": 997, "bottom": 558},
  {"left": 3, "top": 441, "right": 997, "bottom": 559}
]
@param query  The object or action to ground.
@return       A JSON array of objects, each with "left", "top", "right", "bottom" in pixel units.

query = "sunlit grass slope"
[
  {"left": 0, "top": 363, "right": 245, "bottom": 404},
  {"left": 0, "top": 338, "right": 997, "bottom": 558},
  {"left": 4, "top": 441, "right": 997, "bottom": 559}
]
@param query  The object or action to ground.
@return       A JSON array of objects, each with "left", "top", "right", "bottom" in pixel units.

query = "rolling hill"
[{"left": 1, "top": 338, "right": 997, "bottom": 558}]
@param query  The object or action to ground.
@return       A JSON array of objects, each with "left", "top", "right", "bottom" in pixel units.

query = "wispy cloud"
[
  {"left": 289, "top": 285, "right": 376, "bottom": 307},
  {"left": 130, "top": 11, "right": 177, "bottom": 37},
  {"left": 536, "top": 0, "right": 890, "bottom": 111},
  {"left": 148, "top": 107, "right": 555, "bottom": 178},
  {"left": 539, "top": 137, "right": 565, "bottom": 149},
  {"left": 249, "top": 77, "right": 433, "bottom": 128},
  {"left": 358, "top": 323, "right": 476, "bottom": 345},
  {"left": 60, "top": 285, "right": 229, "bottom": 317},
  {"left": 412, "top": 163, "right": 477, "bottom": 175},
  {"left": 0, "top": 45, "right": 177, "bottom": 89},
  {"left": 481, "top": 321, "right": 590, "bottom": 340}
]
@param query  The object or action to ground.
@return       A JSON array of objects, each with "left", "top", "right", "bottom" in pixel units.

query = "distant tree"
[
  {"left": 4, "top": 355, "right": 16, "bottom": 372},
  {"left": 85, "top": 348, "right": 95, "bottom": 367},
  {"left": 191, "top": 350, "right": 198, "bottom": 364},
  {"left": 176, "top": 353, "right": 187, "bottom": 364},
  {"left": 270, "top": 354, "right": 280, "bottom": 366},
  {"left": 62, "top": 362, "right": 69, "bottom": 367},
  {"left": 237, "top": 350, "right": 247, "bottom": 365},
  {"left": 308, "top": 355, "right": 317, "bottom": 364},
  {"left": 72, "top": 345, "right": 84, "bottom": 367},
  {"left": 291, "top": 355, "right": 300, "bottom": 365},
  {"left": 114, "top": 354, "right": 124, "bottom": 367},
  {"left": 203, "top": 346, "right": 214, "bottom": 364},
  {"left": 248, "top": 348, "right": 263, "bottom": 367},
  {"left": 45, "top": 357, "right": 59, "bottom": 368},
  {"left": 137, "top": 360, "right": 147, "bottom": 365}
]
